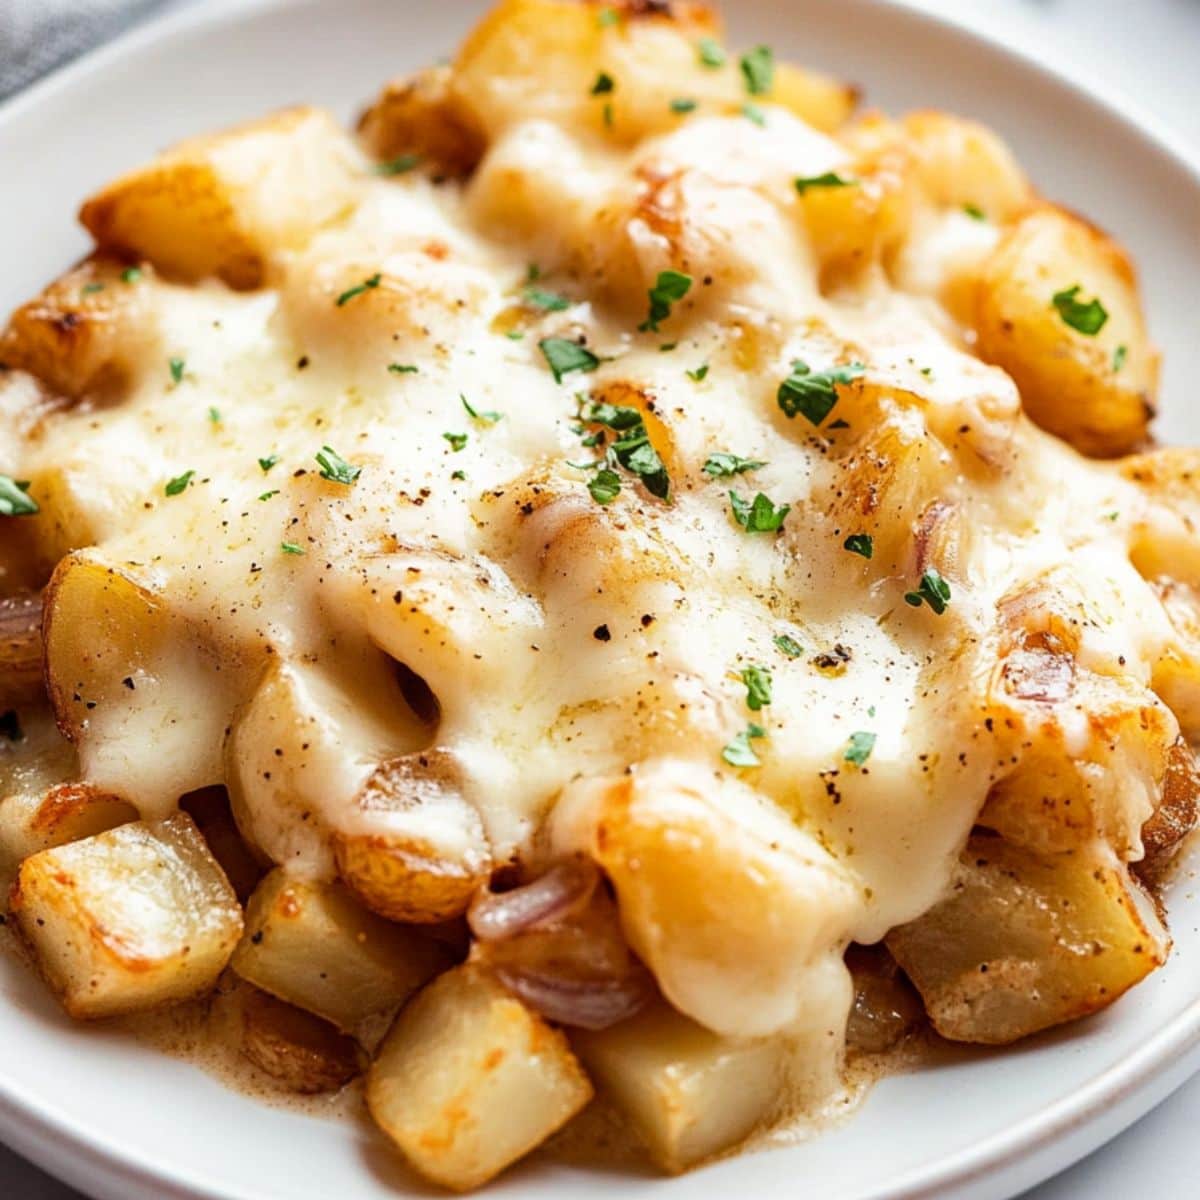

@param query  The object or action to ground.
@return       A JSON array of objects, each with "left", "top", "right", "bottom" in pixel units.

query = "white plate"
[{"left": 2, "top": 2, "right": 1200, "bottom": 1198}]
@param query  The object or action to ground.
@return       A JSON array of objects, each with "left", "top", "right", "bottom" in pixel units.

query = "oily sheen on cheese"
[{"left": 1, "top": 0, "right": 1192, "bottom": 1149}]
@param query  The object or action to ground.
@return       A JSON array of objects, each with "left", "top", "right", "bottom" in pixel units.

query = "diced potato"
[
  {"left": 231, "top": 869, "right": 449, "bottom": 1033},
  {"left": 367, "top": 964, "right": 593, "bottom": 1190},
  {"left": 887, "top": 835, "right": 1169, "bottom": 1044},
  {"left": 240, "top": 985, "right": 364, "bottom": 1094},
  {"left": 179, "top": 787, "right": 264, "bottom": 902},
  {"left": 80, "top": 107, "right": 361, "bottom": 288},
  {"left": 0, "top": 591, "right": 43, "bottom": 709},
  {"left": 1123, "top": 448, "right": 1200, "bottom": 591},
  {"left": 9, "top": 813, "right": 242, "bottom": 1019},
  {"left": 974, "top": 207, "right": 1159, "bottom": 457},
  {"left": 572, "top": 998, "right": 783, "bottom": 1172},
  {"left": 1137, "top": 737, "right": 1200, "bottom": 888},
  {"left": 771, "top": 62, "right": 857, "bottom": 133},
  {"left": 1147, "top": 578, "right": 1200, "bottom": 740},
  {"left": 0, "top": 256, "right": 160, "bottom": 400}
]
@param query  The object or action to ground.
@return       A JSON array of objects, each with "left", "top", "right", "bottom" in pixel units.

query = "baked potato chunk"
[
  {"left": 80, "top": 107, "right": 361, "bottom": 289},
  {"left": 974, "top": 207, "right": 1158, "bottom": 457},
  {"left": 231, "top": 869, "right": 449, "bottom": 1034},
  {"left": 572, "top": 998, "right": 784, "bottom": 1172},
  {"left": 366, "top": 964, "right": 593, "bottom": 1190},
  {"left": 9, "top": 813, "right": 242, "bottom": 1019},
  {"left": 887, "top": 835, "right": 1169, "bottom": 1044}
]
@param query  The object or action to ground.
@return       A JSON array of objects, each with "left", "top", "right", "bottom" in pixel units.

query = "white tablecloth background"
[{"left": 2, "top": 0, "right": 1199, "bottom": 1195}]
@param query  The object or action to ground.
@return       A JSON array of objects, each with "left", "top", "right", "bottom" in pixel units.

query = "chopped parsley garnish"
[
  {"left": 258, "top": 490, "right": 279, "bottom": 501},
  {"left": 588, "top": 468, "right": 622, "bottom": 505},
  {"left": 904, "top": 567, "right": 952, "bottom": 614},
  {"left": 773, "top": 633, "right": 803, "bottom": 658},
  {"left": 207, "top": 406, "right": 221, "bottom": 424},
  {"left": 315, "top": 445, "right": 362, "bottom": 485},
  {"left": 698, "top": 37, "right": 726, "bottom": 68},
  {"left": 740, "top": 664, "right": 772, "bottom": 710},
  {"left": 963, "top": 202, "right": 987, "bottom": 221},
  {"left": 777, "top": 360, "right": 865, "bottom": 425},
  {"left": 729, "top": 490, "right": 789, "bottom": 533},
  {"left": 739, "top": 45, "right": 774, "bottom": 95},
  {"left": 280, "top": 541, "right": 305, "bottom": 556},
  {"left": 670, "top": 98, "right": 698, "bottom": 114},
  {"left": 742, "top": 103, "right": 766, "bottom": 126},
  {"left": 1052, "top": 285, "right": 1109, "bottom": 336},
  {"left": 164, "top": 470, "right": 194, "bottom": 497},
  {"left": 258, "top": 454, "right": 279, "bottom": 473},
  {"left": 169, "top": 356, "right": 185, "bottom": 384},
  {"left": 462, "top": 394, "right": 502, "bottom": 424},
  {"left": 843, "top": 533, "right": 873, "bottom": 559},
  {"left": 686, "top": 364, "right": 709, "bottom": 382},
  {"left": 587, "top": 401, "right": 642, "bottom": 429},
  {"left": 1104, "top": 510, "right": 1120, "bottom": 521},
  {"left": 659, "top": 342, "right": 677, "bottom": 352},
  {"left": 1113, "top": 344, "right": 1128, "bottom": 373},
  {"left": 722, "top": 722, "right": 766, "bottom": 767},
  {"left": 121, "top": 266, "right": 143, "bottom": 284},
  {"left": 373, "top": 153, "right": 422, "bottom": 176},
  {"left": 81, "top": 282, "right": 105, "bottom": 295},
  {"left": 451, "top": 469, "right": 467, "bottom": 480},
  {"left": 597, "top": 6, "right": 620, "bottom": 27},
  {"left": 794, "top": 172, "right": 856, "bottom": 195},
  {"left": 844, "top": 730, "right": 876, "bottom": 766},
  {"left": 579, "top": 401, "right": 670, "bottom": 501},
  {"left": 524, "top": 287, "right": 571, "bottom": 312},
  {"left": 335, "top": 273, "right": 382, "bottom": 307},
  {"left": 388, "top": 363, "right": 420, "bottom": 374},
  {"left": 443, "top": 431, "right": 468, "bottom": 452},
  {"left": 526, "top": 263, "right": 541, "bottom": 283},
  {"left": 540, "top": 337, "right": 601, "bottom": 383},
  {"left": 591, "top": 71, "right": 615, "bottom": 95},
  {"left": 639, "top": 269, "right": 692, "bottom": 333},
  {"left": 505, "top": 329, "right": 525, "bottom": 341},
  {"left": 0, "top": 475, "right": 38, "bottom": 517},
  {"left": 703, "top": 452, "right": 765, "bottom": 477}
]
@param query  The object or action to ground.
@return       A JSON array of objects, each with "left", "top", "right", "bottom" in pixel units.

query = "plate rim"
[{"left": 2, "top": 2, "right": 1199, "bottom": 1199}]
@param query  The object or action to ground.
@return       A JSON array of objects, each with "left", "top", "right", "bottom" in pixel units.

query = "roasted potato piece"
[
  {"left": 0, "top": 256, "right": 159, "bottom": 401},
  {"left": 10, "top": 813, "right": 242, "bottom": 1019},
  {"left": 974, "top": 207, "right": 1158, "bottom": 457},
  {"left": 0, "top": 591, "right": 43, "bottom": 708},
  {"left": 231, "top": 869, "right": 449, "bottom": 1034},
  {"left": 240, "top": 985, "right": 364, "bottom": 1094},
  {"left": 1137, "top": 737, "right": 1200, "bottom": 888},
  {"left": 334, "top": 750, "right": 492, "bottom": 924},
  {"left": 367, "top": 964, "right": 593, "bottom": 1190},
  {"left": 1147, "top": 578, "right": 1200, "bottom": 740},
  {"left": 887, "top": 835, "right": 1169, "bottom": 1044},
  {"left": 572, "top": 998, "right": 783, "bottom": 1172},
  {"left": 771, "top": 62, "right": 857, "bottom": 134},
  {"left": 80, "top": 107, "right": 361, "bottom": 289}
]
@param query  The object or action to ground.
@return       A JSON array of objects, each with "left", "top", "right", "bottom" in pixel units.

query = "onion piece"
[
  {"left": 468, "top": 857, "right": 598, "bottom": 942},
  {"left": 494, "top": 965, "right": 653, "bottom": 1031},
  {"left": 0, "top": 592, "right": 44, "bottom": 706}
]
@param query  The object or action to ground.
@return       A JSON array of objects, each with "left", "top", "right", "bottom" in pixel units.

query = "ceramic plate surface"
[{"left": 2, "top": 2, "right": 1200, "bottom": 1197}]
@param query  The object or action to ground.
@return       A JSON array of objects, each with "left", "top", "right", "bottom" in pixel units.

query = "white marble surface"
[{"left": 2, "top": 0, "right": 1199, "bottom": 1196}]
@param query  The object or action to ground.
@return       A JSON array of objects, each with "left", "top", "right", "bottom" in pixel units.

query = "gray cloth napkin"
[{"left": 0, "top": 0, "right": 167, "bottom": 100}]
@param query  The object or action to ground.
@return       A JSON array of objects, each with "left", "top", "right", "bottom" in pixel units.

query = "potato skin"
[{"left": 974, "top": 206, "right": 1159, "bottom": 457}]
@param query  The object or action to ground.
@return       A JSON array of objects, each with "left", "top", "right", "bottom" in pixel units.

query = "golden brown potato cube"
[
  {"left": 0, "top": 256, "right": 159, "bottom": 400},
  {"left": 358, "top": 65, "right": 485, "bottom": 178},
  {"left": 232, "top": 869, "right": 449, "bottom": 1034},
  {"left": 80, "top": 107, "right": 360, "bottom": 289},
  {"left": 0, "top": 592, "right": 43, "bottom": 709},
  {"left": 333, "top": 750, "right": 491, "bottom": 924},
  {"left": 572, "top": 998, "right": 783, "bottom": 1172},
  {"left": 771, "top": 62, "right": 857, "bottom": 133},
  {"left": 887, "top": 835, "right": 1169, "bottom": 1044},
  {"left": 974, "top": 207, "right": 1159, "bottom": 457},
  {"left": 9, "top": 813, "right": 242, "bottom": 1019},
  {"left": 366, "top": 964, "right": 593, "bottom": 1190},
  {"left": 240, "top": 985, "right": 364, "bottom": 1094}
]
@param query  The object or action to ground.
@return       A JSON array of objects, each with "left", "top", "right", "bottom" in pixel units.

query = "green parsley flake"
[
  {"left": 1051, "top": 285, "right": 1109, "bottom": 336},
  {"left": 742, "top": 103, "right": 766, "bottom": 126},
  {"left": 597, "top": 7, "right": 620, "bottom": 28},
  {"left": 794, "top": 172, "right": 856, "bottom": 195},
  {"left": 258, "top": 490, "right": 279, "bottom": 501},
  {"left": 443, "top": 432, "right": 468, "bottom": 452},
  {"left": 581, "top": 403, "right": 670, "bottom": 501},
  {"left": 603, "top": 101, "right": 615, "bottom": 128},
  {"left": 335, "top": 273, "right": 382, "bottom": 307},
  {"left": 591, "top": 71, "right": 615, "bottom": 95},
  {"left": 315, "top": 446, "right": 362, "bottom": 485},
  {"left": 207, "top": 406, "right": 221, "bottom": 424},
  {"left": 121, "top": 266, "right": 143, "bottom": 284},
  {"left": 524, "top": 287, "right": 571, "bottom": 312},
  {"left": 462, "top": 394, "right": 502, "bottom": 424},
  {"left": 588, "top": 468, "right": 622, "bottom": 505},
  {"left": 739, "top": 45, "right": 774, "bottom": 95},
  {"left": 740, "top": 664, "right": 772, "bottom": 710},
  {"left": 1113, "top": 344, "right": 1128, "bottom": 373},
  {"left": 258, "top": 454, "right": 279, "bottom": 473},
  {"left": 963, "top": 203, "right": 987, "bottom": 221},
  {"left": 686, "top": 364, "right": 709, "bottom": 382},
  {"left": 169, "top": 357, "right": 185, "bottom": 384},
  {"left": 373, "top": 153, "right": 422, "bottom": 176},
  {"left": 777, "top": 360, "right": 865, "bottom": 425},
  {"left": 1104, "top": 510, "right": 1120, "bottom": 522},
  {"left": 164, "top": 470, "right": 194, "bottom": 497},
  {"left": 698, "top": 37, "right": 726, "bottom": 68},
  {"left": 505, "top": 329, "right": 525, "bottom": 341},
  {"left": 81, "top": 282, "right": 105, "bottom": 295},
  {"left": 904, "top": 567, "right": 952, "bottom": 614},
  {"left": 451, "top": 469, "right": 467, "bottom": 481},
  {"left": 773, "top": 633, "right": 803, "bottom": 658},
  {"left": 703, "top": 452, "right": 765, "bottom": 477},
  {"left": 540, "top": 337, "right": 600, "bottom": 383},
  {"left": 843, "top": 533, "right": 873, "bottom": 559},
  {"left": 388, "top": 363, "right": 420, "bottom": 374},
  {"left": 280, "top": 541, "right": 305, "bottom": 556},
  {"left": 670, "top": 98, "right": 698, "bottom": 114},
  {"left": 588, "top": 402, "right": 642, "bottom": 429},
  {"left": 0, "top": 475, "right": 38, "bottom": 517},
  {"left": 844, "top": 730, "right": 876, "bottom": 766},
  {"left": 722, "top": 722, "right": 767, "bottom": 767},
  {"left": 639, "top": 269, "right": 692, "bottom": 333},
  {"left": 730, "top": 490, "right": 789, "bottom": 533}
]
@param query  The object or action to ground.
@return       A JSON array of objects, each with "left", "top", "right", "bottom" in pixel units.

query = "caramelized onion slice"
[
  {"left": 494, "top": 966, "right": 653, "bottom": 1031},
  {"left": 467, "top": 856, "right": 598, "bottom": 942},
  {"left": 0, "top": 592, "right": 44, "bottom": 706}
]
